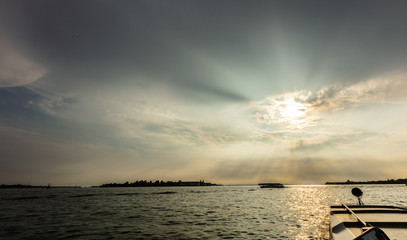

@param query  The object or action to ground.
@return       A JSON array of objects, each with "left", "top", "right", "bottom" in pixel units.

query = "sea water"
[{"left": 1, "top": 185, "right": 406, "bottom": 239}]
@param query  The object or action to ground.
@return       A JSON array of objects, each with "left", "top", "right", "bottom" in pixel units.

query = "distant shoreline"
[
  {"left": 0, "top": 184, "right": 81, "bottom": 189},
  {"left": 325, "top": 178, "right": 407, "bottom": 185},
  {"left": 98, "top": 180, "right": 219, "bottom": 187},
  {"left": 0, "top": 180, "right": 220, "bottom": 188},
  {"left": 4, "top": 178, "right": 406, "bottom": 188}
]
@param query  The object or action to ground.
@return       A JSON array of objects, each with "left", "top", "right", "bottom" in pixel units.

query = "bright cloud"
[
  {"left": 252, "top": 75, "right": 407, "bottom": 129},
  {"left": 302, "top": 76, "right": 407, "bottom": 111},
  {"left": 252, "top": 92, "right": 317, "bottom": 129},
  {"left": 0, "top": 38, "right": 46, "bottom": 88}
]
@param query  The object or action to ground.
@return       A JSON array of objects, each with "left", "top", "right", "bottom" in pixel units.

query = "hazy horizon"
[
  {"left": 2, "top": 0, "right": 407, "bottom": 186},
  {"left": 4, "top": 177, "right": 407, "bottom": 187}
]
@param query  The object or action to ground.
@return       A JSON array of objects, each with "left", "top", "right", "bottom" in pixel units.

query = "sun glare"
[
  {"left": 278, "top": 98, "right": 308, "bottom": 127},
  {"left": 254, "top": 93, "right": 315, "bottom": 129}
]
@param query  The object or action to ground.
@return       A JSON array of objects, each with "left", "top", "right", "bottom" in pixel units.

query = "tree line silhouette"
[
  {"left": 0, "top": 184, "right": 80, "bottom": 188},
  {"left": 326, "top": 178, "right": 407, "bottom": 185},
  {"left": 99, "top": 180, "right": 217, "bottom": 187}
]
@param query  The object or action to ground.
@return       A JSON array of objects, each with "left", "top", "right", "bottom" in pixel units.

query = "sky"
[{"left": 1, "top": 0, "right": 407, "bottom": 186}]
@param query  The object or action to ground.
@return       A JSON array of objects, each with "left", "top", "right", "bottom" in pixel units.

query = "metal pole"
[{"left": 342, "top": 204, "right": 369, "bottom": 227}]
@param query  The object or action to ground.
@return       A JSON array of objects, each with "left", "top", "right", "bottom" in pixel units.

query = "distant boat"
[
  {"left": 329, "top": 188, "right": 407, "bottom": 240},
  {"left": 258, "top": 183, "right": 285, "bottom": 188}
]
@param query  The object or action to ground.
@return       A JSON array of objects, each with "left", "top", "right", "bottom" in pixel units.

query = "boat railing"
[{"left": 342, "top": 203, "right": 369, "bottom": 228}]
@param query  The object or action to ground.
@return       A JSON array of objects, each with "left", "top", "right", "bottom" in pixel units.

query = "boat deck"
[{"left": 330, "top": 205, "right": 407, "bottom": 240}]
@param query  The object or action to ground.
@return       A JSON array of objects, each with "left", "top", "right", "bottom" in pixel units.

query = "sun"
[
  {"left": 278, "top": 98, "right": 308, "bottom": 127},
  {"left": 254, "top": 93, "right": 314, "bottom": 129}
]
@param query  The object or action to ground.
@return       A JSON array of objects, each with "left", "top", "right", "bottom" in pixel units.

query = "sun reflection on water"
[{"left": 285, "top": 186, "right": 332, "bottom": 240}]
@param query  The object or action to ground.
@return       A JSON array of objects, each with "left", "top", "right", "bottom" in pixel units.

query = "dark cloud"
[
  {"left": 0, "top": 87, "right": 53, "bottom": 127},
  {"left": 2, "top": 1, "right": 407, "bottom": 95}
]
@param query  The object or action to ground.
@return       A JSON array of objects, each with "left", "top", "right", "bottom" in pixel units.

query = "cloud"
[
  {"left": 0, "top": 126, "right": 40, "bottom": 139},
  {"left": 302, "top": 76, "right": 407, "bottom": 111},
  {"left": 15, "top": 85, "right": 244, "bottom": 152},
  {"left": 0, "top": 38, "right": 46, "bottom": 88},
  {"left": 177, "top": 79, "right": 248, "bottom": 102},
  {"left": 252, "top": 75, "right": 407, "bottom": 128},
  {"left": 290, "top": 131, "right": 380, "bottom": 153}
]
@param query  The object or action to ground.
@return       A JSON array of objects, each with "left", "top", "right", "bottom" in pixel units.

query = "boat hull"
[{"left": 330, "top": 205, "right": 407, "bottom": 240}]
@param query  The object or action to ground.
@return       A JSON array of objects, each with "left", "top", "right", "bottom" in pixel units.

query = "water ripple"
[{"left": 1, "top": 185, "right": 406, "bottom": 239}]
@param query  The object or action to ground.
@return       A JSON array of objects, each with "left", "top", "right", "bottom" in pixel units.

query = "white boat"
[{"left": 329, "top": 188, "right": 407, "bottom": 240}]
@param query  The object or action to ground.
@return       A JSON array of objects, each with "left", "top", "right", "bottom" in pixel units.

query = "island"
[
  {"left": 98, "top": 180, "right": 219, "bottom": 187},
  {"left": 325, "top": 178, "right": 407, "bottom": 185},
  {"left": 0, "top": 184, "right": 81, "bottom": 188}
]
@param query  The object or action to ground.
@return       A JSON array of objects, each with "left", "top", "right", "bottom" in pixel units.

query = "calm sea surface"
[{"left": 1, "top": 185, "right": 406, "bottom": 239}]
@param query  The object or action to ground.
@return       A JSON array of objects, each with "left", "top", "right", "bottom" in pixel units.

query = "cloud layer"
[{"left": 2, "top": 1, "right": 407, "bottom": 185}]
